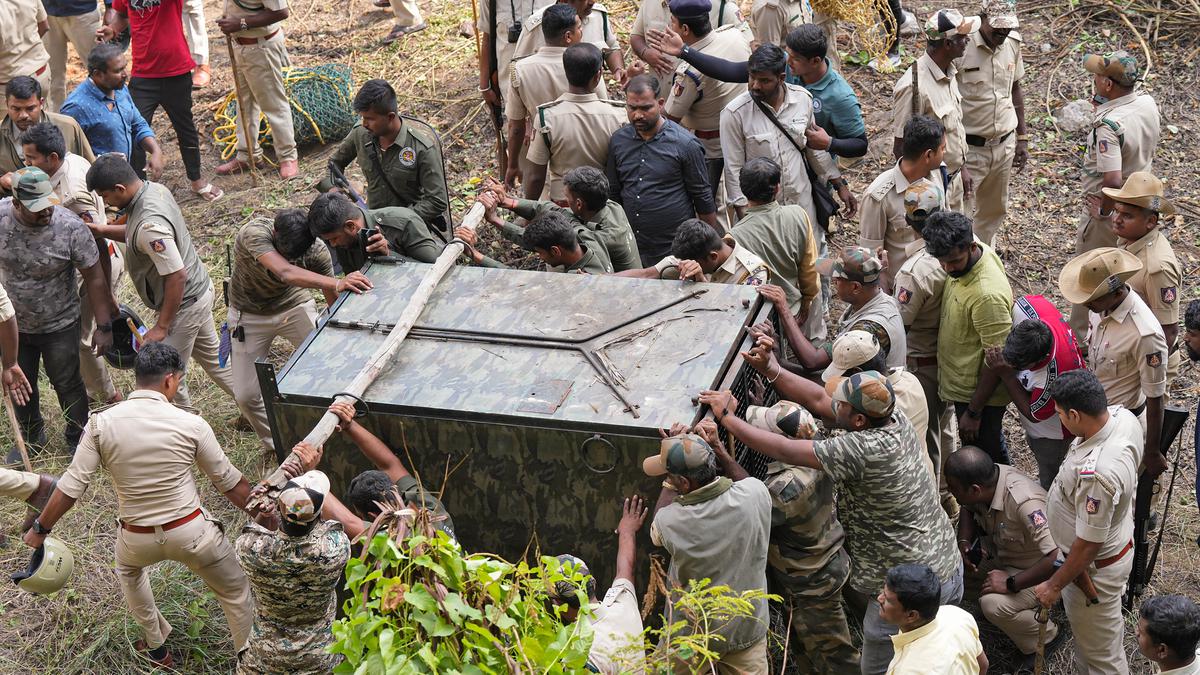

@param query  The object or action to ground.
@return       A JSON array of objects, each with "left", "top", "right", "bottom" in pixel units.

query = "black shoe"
[{"left": 6, "top": 430, "right": 47, "bottom": 465}]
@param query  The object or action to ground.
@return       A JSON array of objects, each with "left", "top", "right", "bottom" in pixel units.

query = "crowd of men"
[{"left": 0, "top": 0, "right": 1192, "bottom": 670}]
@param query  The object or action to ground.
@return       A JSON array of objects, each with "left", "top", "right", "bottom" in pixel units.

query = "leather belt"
[
  {"left": 694, "top": 129, "right": 720, "bottom": 140},
  {"left": 235, "top": 29, "right": 279, "bottom": 45},
  {"left": 965, "top": 130, "right": 1014, "bottom": 147},
  {"left": 1095, "top": 539, "right": 1133, "bottom": 569},
  {"left": 121, "top": 508, "right": 202, "bottom": 533},
  {"left": 0, "top": 64, "right": 47, "bottom": 88},
  {"left": 908, "top": 356, "right": 937, "bottom": 368}
]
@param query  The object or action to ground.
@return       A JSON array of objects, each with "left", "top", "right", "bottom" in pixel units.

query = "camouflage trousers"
[{"left": 770, "top": 561, "right": 859, "bottom": 674}]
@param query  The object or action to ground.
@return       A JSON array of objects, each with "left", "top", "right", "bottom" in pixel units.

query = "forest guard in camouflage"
[{"left": 236, "top": 470, "right": 350, "bottom": 675}]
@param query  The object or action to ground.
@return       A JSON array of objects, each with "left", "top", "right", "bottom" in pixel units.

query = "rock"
[
  {"left": 1041, "top": 42, "right": 1052, "bottom": 53},
  {"left": 458, "top": 20, "right": 475, "bottom": 38},
  {"left": 1166, "top": 124, "right": 1180, "bottom": 134},
  {"left": 1055, "top": 99, "right": 1094, "bottom": 134}
]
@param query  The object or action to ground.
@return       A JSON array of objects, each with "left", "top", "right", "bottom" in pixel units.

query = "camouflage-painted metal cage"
[{"left": 257, "top": 259, "right": 771, "bottom": 586}]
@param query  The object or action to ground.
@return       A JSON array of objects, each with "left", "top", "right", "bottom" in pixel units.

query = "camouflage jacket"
[
  {"left": 763, "top": 461, "right": 850, "bottom": 599},
  {"left": 235, "top": 520, "right": 351, "bottom": 675}
]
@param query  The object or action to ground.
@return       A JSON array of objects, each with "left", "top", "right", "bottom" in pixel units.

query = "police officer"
[
  {"left": 893, "top": 179, "right": 957, "bottom": 514},
  {"left": 23, "top": 342, "right": 255, "bottom": 669},
  {"left": 743, "top": 400, "right": 859, "bottom": 673},
  {"left": 478, "top": 168, "right": 641, "bottom": 272},
  {"left": 1104, "top": 172, "right": 1181, "bottom": 375},
  {"left": 1069, "top": 49, "right": 1160, "bottom": 339},
  {"left": 1058, "top": 247, "right": 1168, "bottom": 478},
  {"left": 513, "top": 0, "right": 625, "bottom": 83},
  {"left": 665, "top": 0, "right": 751, "bottom": 212},
  {"left": 524, "top": 43, "right": 626, "bottom": 202},
  {"left": 214, "top": 0, "right": 299, "bottom": 179},
  {"left": 307, "top": 191, "right": 442, "bottom": 272},
  {"left": 1034, "top": 369, "right": 1142, "bottom": 675},
  {"left": 329, "top": 80, "right": 449, "bottom": 230},
  {"left": 946, "top": 446, "right": 1060, "bottom": 672},
  {"left": 504, "top": 4, "right": 595, "bottom": 188},
  {"left": 959, "top": 0, "right": 1027, "bottom": 246},
  {"left": 892, "top": 9, "right": 975, "bottom": 211},
  {"left": 861, "top": 115, "right": 945, "bottom": 289},
  {"left": 477, "top": 0, "right": 553, "bottom": 104},
  {"left": 750, "top": 0, "right": 807, "bottom": 47},
  {"left": 85, "top": 154, "right": 275, "bottom": 452},
  {"left": 629, "top": 0, "right": 750, "bottom": 96}
]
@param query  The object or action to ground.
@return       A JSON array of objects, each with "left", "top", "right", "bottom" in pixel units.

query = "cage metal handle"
[{"left": 581, "top": 434, "right": 617, "bottom": 474}]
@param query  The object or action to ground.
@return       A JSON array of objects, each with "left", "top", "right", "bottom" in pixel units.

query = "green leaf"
[{"left": 404, "top": 584, "right": 438, "bottom": 613}]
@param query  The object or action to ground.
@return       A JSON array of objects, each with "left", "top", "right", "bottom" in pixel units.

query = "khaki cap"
[
  {"left": 1100, "top": 171, "right": 1175, "bottom": 216},
  {"left": 822, "top": 330, "right": 883, "bottom": 382},
  {"left": 1058, "top": 247, "right": 1143, "bottom": 305}
]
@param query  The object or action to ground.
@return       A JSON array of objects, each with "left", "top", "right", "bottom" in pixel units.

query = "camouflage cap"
[
  {"left": 924, "top": 9, "right": 981, "bottom": 40},
  {"left": 904, "top": 178, "right": 943, "bottom": 222},
  {"left": 276, "top": 470, "right": 330, "bottom": 526},
  {"left": 13, "top": 167, "right": 59, "bottom": 212},
  {"left": 831, "top": 371, "right": 895, "bottom": 419},
  {"left": 745, "top": 400, "right": 818, "bottom": 439},
  {"left": 981, "top": 0, "right": 1018, "bottom": 28},
  {"left": 816, "top": 246, "right": 883, "bottom": 284},
  {"left": 549, "top": 554, "right": 592, "bottom": 601},
  {"left": 1082, "top": 50, "right": 1140, "bottom": 87},
  {"left": 822, "top": 330, "right": 883, "bottom": 381},
  {"left": 643, "top": 433, "right": 715, "bottom": 476}
]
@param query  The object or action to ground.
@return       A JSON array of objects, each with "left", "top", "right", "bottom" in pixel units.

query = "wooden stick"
[
  {"left": 249, "top": 202, "right": 487, "bottom": 508},
  {"left": 3, "top": 395, "right": 33, "bottom": 473},
  {"left": 226, "top": 35, "right": 260, "bottom": 184}
]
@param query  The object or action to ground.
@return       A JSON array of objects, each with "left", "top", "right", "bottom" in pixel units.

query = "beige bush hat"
[
  {"left": 1058, "top": 247, "right": 1143, "bottom": 304},
  {"left": 1100, "top": 171, "right": 1175, "bottom": 216}
]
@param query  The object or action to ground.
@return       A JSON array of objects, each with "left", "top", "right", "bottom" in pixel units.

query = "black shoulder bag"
[{"left": 750, "top": 97, "right": 839, "bottom": 231}]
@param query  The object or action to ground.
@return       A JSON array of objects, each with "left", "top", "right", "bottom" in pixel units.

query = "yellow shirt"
[{"left": 888, "top": 605, "right": 983, "bottom": 675}]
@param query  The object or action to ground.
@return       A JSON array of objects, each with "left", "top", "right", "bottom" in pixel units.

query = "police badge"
[{"left": 399, "top": 146, "right": 417, "bottom": 168}]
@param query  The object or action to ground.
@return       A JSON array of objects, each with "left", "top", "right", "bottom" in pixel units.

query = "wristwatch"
[
  {"left": 1005, "top": 575, "right": 1018, "bottom": 594},
  {"left": 239, "top": 17, "right": 249, "bottom": 31},
  {"left": 32, "top": 518, "right": 52, "bottom": 535},
  {"left": 98, "top": 321, "right": 113, "bottom": 333}
]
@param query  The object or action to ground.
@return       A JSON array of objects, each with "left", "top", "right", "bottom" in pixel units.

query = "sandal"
[{"left": 193, "top": 183, "right": 224, "bottom": 203}]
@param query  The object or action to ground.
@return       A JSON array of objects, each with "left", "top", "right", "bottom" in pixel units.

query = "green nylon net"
[{"left": 213, "top": 63, "right": 355, "bottom": 162}]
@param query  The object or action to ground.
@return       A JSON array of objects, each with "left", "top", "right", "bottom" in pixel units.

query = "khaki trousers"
[
  {"left": 946, "top": 170, "right": 965, "bottom": 212},
  {"left": 910, "top": 360, "right": 960, "bottom": 518},
  {"left": 182, "top": 0, "right": 209, "bottom": 65},
  {"left": 157, "top": 283, "right": 273, "bottom": 451},
  {"left": 227, "top": 301, "right": 316, "bottom": 425},
  {"left": 390, "top": 0, "right": 424, "bottom": 27},
  {"left": 1062, "top": 552, "right": 1132, "bottom": 674},
  {"left": 78, "top": 243, "right": 124, "bottom": 403},
  {"left": 115, "top": 513, "right": 252, "bottom": 651},
  {"left": 43, "top": 10, "right": 100, "bottom": 111},
  {"left": 0, "top": 468, "right": 39, "bottom": 500},
  {"left": 978, "top": 565, "right": 1058, "bottom": 655},
  {"left": 1069, "top": 209, "right": 1119, "bottom": 339},
  {"left": 232, "top": 32, "right": 297, "bottom": 163},
  {"left": 964, "top": 135, "right": 1015, "bottom": 247}
]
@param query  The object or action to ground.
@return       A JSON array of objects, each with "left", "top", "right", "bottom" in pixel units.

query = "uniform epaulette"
[
  {"left": 726, "top": 93, "right": 754, "bottom": 113},
  {"left": 536, "top": 99, "right": 563, "bottom": 113},
  {"left": 713, "top": 23, "right": 736, "bottom": 32},
  {"left": 600, "top": 98, "right": 626, "bottom": 108},
  {"left": 867, "top": 173, "right": 897, "bottom": 200},
  {"left": 173, "top": 403, "right": 201, "bottom": 415},
  {"left": 90, "top": 401, "right": 121, "bottom": 415},
  {"left": 592, "top": 2, "right": 609, "bottom": 14},
  {"left": 402, "top": 121, "right": 436, "bottom": 148},
  {"left": 524, "top": 12, "right": 543, "bottom": 29}
]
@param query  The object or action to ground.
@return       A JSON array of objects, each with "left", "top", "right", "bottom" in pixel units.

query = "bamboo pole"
[
  {"left": 3, "top": 395, "right": 33, "bottom": 472},
  {"left": 226, "top": 36, "right": 260, "bottom": 184},
  {"left": 249, "top": 202, "right": 486, "bottom": 506}
]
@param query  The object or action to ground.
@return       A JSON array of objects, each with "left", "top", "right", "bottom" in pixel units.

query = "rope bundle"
[
  {"left": 212, "top": 63, "right": 356, "bottom": 162},
  {"left": 810, "top": 0, "right": 897, "bottom": 65}
]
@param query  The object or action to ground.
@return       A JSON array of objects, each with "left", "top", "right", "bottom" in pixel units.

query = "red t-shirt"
[{"left": 113, "top": 0, "right": 195, "bottom": 79}]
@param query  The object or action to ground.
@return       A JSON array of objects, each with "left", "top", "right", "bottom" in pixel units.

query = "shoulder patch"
[
  {"left": 1085, "top": 496, "right": 1101, "bottom": 514},
  {"left": 1160, "top": 286, "right": 1177, "bottom": 304},
  {"left": 672, "top": 80, "right": 685, "bottom": 98},
  {"left": 1028, "top": 509, "right": 1047, "bottom": 529},
  {"left": 1097, "top": 139, "right": 1110, "bottom": 154},
  {"left": 525, "top": 13, "right": 543, "bottom": 28},
  {"left": 150, "top": 239, "right": 166, "bottom": 253},
  {"left": 897, "top": 287, "right": 912, "bottom": 304},
  {"left": 398, "top": 146, "right": 417, "bottom": 168},
  {"left": 1146, "top": 351, "right": 1163, "bottom": 368}
]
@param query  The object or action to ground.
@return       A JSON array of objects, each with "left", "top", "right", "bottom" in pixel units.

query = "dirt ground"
[{"left": 0, "top": 0, "right": 1197, "bottom": 671}]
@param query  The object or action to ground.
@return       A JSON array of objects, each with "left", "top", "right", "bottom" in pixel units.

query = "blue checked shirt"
[{"left": 60, "top": 79, "right": 155, "bottom": 158}]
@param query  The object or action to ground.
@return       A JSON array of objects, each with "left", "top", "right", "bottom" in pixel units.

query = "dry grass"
[{"left": 1, "top": 0, "right": 1197, "bottom": 671}]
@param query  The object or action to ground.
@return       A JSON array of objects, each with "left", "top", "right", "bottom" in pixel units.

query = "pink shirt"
[{"left": 1012, "top": 295, "right": 1085, "bottom": 440}]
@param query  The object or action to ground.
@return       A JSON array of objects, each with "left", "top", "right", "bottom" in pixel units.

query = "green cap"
[
  {"left": 1083, "top": 50, "right": 1140, "bottom": 87},
  {"left": 643, "top": 433, "right": 715, "bottom": 476},
  {"left": 13, "top": 167, "right": 59, "bottom": 212},
  {"left": 832, "top": 371, "right": 895, "bottom": 419}
]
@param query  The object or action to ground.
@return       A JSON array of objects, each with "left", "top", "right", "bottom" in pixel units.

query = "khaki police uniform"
[
  {"left": 1087, "top": 289, "right": 1167, "bottom": 415},
  {"left": 42, "top": 5, "right": 101, "bottom": 111},
  {"left": 123, "top": 182, "right": 274, "bottom": 451},
  {"left": 1121, "top": 227, "right": 1181, "bottom": 376},
  {"left": 48, "top": 151, "right": 124, "bottom": 403},
  {"left": 225, "top": 0, "right": 297, "bottom": 163},
  {"left": 0, "top": 467, "right": 40, "bottom": 500},
  {"left": 667, "top": 25, "right": 751, "bottom": 167},
  {"left": 0, "top": 0, "right": 51, "bottom": 93},
  {"left": 477, "top": 0, "right": 555, "bottom": 98},
  {"left": 514, "top": 2, "right": 619, "bottom": 60},
  {"left": 507, "top": 46, "right": 608, "bottom": 130},
  {"left": 1047, "top": 405, "right": 1143, "bottom": 674},
  {"left": 1070, "top": 91, "right": 1160, "bottom": 338},
  {"left": 653, "top": 236, "right": 770, "bottom": 285},
  {"left": 56, "top": 390, "right": 254, "bottom": 652},
  {"left": 893, "top": 53, "right": 968, "bottom": 210},
  {"left": 959, "top": 30, "right": 1024, "bottom": 246},
  {"left": 859, "top": 163, "right": 944, "bottom": 288},
  {"left": 750, "top": 0, "right": 808, "bottom": 46},
  {"left": 631, "top": 0, "right": 752, "bottom": 95},
  {"left": 893, "top": 241, "right": 957, "bottom": 506},
  {"left": 966, "top": 464, "right": 1059, "bottom": 655},
  {"left": 527, "top": 92, "right": 626, "bottom": 201}
]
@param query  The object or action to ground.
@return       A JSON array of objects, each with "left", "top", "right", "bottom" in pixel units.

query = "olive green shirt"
[
  {"left": 729, "top": 202, "right": 819, "bottom": 317},
  {"left": 330, "top": 122, "right": 448, "bottom": 225},
  {"left": 502, "top": 198, "right": 641, "bottom": 272},
  {"left": 230, "top": 217, "right": 333, "bottom": 315},
  {"left": 937, "top": 244, "right": 1013, "bottom": 406},
  {"left": 333, "top": 206, "right": 442, "bottom": 272}
]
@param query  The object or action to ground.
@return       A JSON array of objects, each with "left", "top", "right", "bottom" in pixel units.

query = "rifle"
[
  {"left": 1125, "top": 404, "right": 1190, "bottom": 609},
  {"left": 326, "top": 160, "right": 368, "bottom": 209}
]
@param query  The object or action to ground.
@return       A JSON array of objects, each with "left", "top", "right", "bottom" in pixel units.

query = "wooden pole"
[
  {"left": 249, "top": 202, "right": 486, "bottom": 507},
  {"left": 226, "top": 35, "right": 260, "bottom": 184},
  {"left": 3, "top": 395, "right": 33, "bottom": 472}
]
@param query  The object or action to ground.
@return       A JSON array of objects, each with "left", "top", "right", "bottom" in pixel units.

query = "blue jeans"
[{"left": 858, "top": 559, "right": 965, "bottom": 675}]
